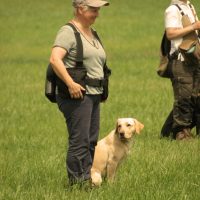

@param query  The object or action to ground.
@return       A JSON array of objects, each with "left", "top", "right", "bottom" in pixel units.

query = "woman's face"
[{"left": 80, "top": 6, "right": 100, "bottom": 25}]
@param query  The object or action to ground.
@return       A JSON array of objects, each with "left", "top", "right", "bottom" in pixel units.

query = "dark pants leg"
[
  {"left": 89, "top": 102, "right": 100, "bottom": 161},
  {"left": 160, "top": 109, "right": 196, "bottom": 139},
  {"left": 160, "top": 110, "right": 173, "bottom": 138},
  {"left": 56, "top": 94, "right": 101, "bottom": 184},
  {"left": 161, "top": 60, "right": 200, "bottom": 138},
  {"left": 193, "top": 64, "right": 200, "bottom": 136},
  {"left": 194, "top": 96, "right": 200, "bottom": 135},
  {"left": 171, "top": 60, "right": 195, "bottom": 135}
]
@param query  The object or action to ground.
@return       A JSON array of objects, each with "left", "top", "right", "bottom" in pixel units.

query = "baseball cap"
[{"left": 73, "top": 0, "right": 109, "bottom": 8}]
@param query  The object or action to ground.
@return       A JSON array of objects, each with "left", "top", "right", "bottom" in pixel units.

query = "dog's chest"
[{"left": 111, "top": 143, "right": 130, "bottom": 160}]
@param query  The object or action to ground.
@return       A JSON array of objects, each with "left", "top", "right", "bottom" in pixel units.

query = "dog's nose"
[{"left": 120, "top": 132, "right": 124, "bottom": 137}]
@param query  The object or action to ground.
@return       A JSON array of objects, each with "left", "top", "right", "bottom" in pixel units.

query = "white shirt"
[{"left": 165, "top": 1, "right": 197, "bottom": 58}]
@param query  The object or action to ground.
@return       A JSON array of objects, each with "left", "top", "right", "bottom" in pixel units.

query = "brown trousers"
[{"left": 171, "top": 59, "right": 200, "bottom": 134}]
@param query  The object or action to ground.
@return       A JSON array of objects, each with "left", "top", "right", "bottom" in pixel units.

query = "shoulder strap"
[
  {"left": 174, "top": 4, "right": 185, "bottom": 16},
  {"left": 91, "top": 29, "right": 109, "bottom": 69},
  {"left": 188, "top": 3, "right": 198, "bottom": 22},
  {"left": 66, "top": 23, "right": 83, "bottom": 68},
  {"left": 187, "top": 3, "right": 200, "bottom": 37},
  {"left": 91, "top": 29, "right": 104, "bottom": 48}
]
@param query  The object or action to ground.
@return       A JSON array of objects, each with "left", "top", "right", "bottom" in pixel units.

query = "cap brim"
[{"left": 87, "top": 1, "right": 110, "bottom": 7}]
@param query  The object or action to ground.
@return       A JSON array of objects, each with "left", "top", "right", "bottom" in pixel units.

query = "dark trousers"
[
  {"left": 171, "top": 60, "right": 196, "bottom": 134},
  {"left": 161, "top": 59, "right": 200, "bottom": 138},
  {"left": 160, "top": 109, "right": 197, "bottom": 139},
  {"left": 56, "top": 94, "right": 101, "bottom": 184}
]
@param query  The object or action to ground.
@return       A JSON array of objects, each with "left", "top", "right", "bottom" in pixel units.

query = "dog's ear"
[{"left": 134, "top": 119, "right": 144, "bottom": 134}]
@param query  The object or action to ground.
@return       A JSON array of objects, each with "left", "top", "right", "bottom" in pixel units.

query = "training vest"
[{"left": 45, "top": 23, "right": 111, "bottom": 103}]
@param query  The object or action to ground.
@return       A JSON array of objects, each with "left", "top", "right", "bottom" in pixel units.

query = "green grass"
[{"left": 1, "top": 0, "right": 200, "bottom": 199}]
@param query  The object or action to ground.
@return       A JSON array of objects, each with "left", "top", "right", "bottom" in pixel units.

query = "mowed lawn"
[{"left": 0, "top": 0, "right": 200, "bottom": 199}]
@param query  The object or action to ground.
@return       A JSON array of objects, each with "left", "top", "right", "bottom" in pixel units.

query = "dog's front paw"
[{"left": 91, "top": 171, "right": 102, "bottom": 187}]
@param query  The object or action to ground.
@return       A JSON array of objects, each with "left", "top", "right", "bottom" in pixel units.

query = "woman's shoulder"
[
  {"left": 58, "top": 24, "right": 75, "bottom": 34},
  {"left": 166, "top": 4, "right": 179, "bottom": 13},
  {"left": 165, "top": 4, "right": 180, "bottom": 16},
  {"left": 53, "top": 24, "right": 76, "bottom": 50},
  {"left": 55, "top": 24, "right": 76, "bottom": 42}
]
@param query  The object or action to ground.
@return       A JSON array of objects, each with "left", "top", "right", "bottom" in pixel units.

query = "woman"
[
  {"left": 163, "top": 0, "right": 200, "bottom": 139},
  {"left": 49, "top": 0, "right": 109, "bottom": 185}
]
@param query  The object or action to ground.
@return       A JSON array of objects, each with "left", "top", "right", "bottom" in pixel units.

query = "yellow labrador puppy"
[{"left": 91, "top": 118, "right": 144, "bottom": 186}]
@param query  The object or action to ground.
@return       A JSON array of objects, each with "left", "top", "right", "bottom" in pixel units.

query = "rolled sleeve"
[
  {"left": 165, "top": 6, "right": 182, "bottom": 28},
  {"left": 53, "top": 25, "right": 75, "bottom": 52}
]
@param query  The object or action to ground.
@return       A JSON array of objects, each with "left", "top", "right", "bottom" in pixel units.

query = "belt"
[{"left": 85, "top": 77, "right": 105, "bottom": 87}]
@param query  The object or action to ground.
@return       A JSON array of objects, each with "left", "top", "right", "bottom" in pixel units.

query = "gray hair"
[{"left": 72, "top": 0, "right": 86, "bottom": 7}]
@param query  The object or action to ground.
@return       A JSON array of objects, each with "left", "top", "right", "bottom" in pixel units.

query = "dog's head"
[{"left": 115, "top": 118, "right": 144, "bottom": 141}]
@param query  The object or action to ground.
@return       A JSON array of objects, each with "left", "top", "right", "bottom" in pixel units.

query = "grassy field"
[{"left": 1, "top": 0, "right": 200, "bottom": 199}]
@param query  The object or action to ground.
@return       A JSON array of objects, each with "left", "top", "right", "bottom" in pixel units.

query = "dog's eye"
[
  {"left": 118, "top": 125, "right": 121, "bottom": 128},
  {"left": 127, "top": 124, "right": 131, "bottom": 127}
]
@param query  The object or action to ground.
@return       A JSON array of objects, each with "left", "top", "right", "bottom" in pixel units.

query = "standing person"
[
  {"left": 49, "top": 0, "right": 109, "bottom": 185},
  {"left": 162, "top": 0, "right": 200, "bottom": 140}
]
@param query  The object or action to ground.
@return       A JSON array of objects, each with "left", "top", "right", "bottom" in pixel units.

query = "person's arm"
[
  {"left": 166, "top": 21, "right": 200, "bottom": 40},
  {"left": 50, "top": 46, "right": 85, "bottom": 99}
]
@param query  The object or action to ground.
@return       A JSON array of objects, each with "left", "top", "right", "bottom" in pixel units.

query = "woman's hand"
[
  {"left": 68, "top": 81, "right": 86, "bottom": 99},
  {"left": 193, "top": 21, "right": 200, "bottom": 30}
]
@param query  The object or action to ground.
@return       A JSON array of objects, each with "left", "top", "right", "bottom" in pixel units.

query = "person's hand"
[
  {"left": 68, "top": 81, "right": 85, "bottom": 99},
  {"left": 192, "top": 21, "right": 200, "bottom": 30}
]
